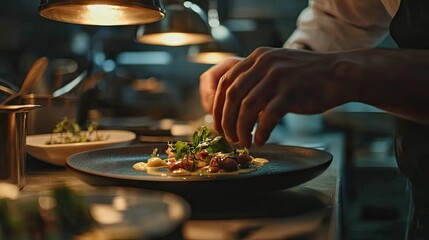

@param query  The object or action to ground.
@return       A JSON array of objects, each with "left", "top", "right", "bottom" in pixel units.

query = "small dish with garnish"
[{"left": 26, "top": 117, "right": 136, "bottom": 166}]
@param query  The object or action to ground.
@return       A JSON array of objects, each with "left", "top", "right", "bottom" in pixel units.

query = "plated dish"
[
  {"left": 66, "top": 143, "right": 333, "bottom": 195},
  {"left": 133, "top": 126, "right": 269, "bottom": 177},
  {"left": 26, "top": 130, "right": 136, "bottom": 166}
]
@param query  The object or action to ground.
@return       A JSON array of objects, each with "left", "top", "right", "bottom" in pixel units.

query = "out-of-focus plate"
[
  {"left": 66, "top": 144, "right": 333, "bottom": 195},
  {"left": 26, "top": 130, "right": 136, "bottom": 166},
  {"left": 1, "top": 186, "right": 189, "bottom": 239}
]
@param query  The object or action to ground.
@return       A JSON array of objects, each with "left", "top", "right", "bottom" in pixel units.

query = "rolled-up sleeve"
[{"left": 284, "top": 0, "right": 392, "bottom": 51}]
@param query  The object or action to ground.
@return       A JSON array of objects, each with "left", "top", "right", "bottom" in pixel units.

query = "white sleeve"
[{"left": 284, "top": 0, "right": 392, "bottom": 51}]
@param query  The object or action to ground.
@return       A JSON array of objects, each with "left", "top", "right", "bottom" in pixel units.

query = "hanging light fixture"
[
  {"left": 188, "top": 24, "right": 241, "bottom": 64},
  {"left": 39, "top": 0, "right": 165, "bottom": 26},
  {"left": 188, "top": 0, "right": 241, "bottom": 64},
  {"left": 135, "top": 0, "right": 212, "bottom": 46}
]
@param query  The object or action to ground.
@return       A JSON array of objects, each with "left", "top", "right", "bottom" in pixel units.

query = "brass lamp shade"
[
  {"left": 39, "top": 0, "right": 165, "bottom": 26},
  {"left": 136, "top": 1, "right": 212, "bottom": 46},
  {"left": 188, "top": 25, "right": 241, "bottom": 64}
]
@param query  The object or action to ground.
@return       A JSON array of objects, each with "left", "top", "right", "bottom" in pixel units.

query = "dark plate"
[{"left": 66, "top": 144, "right": 333, "bottom": 195}]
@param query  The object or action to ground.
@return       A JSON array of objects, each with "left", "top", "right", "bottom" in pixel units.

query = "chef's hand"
[
  {"left": 212, "top": 47, "right": 351, "bottom": 148},
  {"left": 199, "top": 57, "right": 243, "bottom": 113}
]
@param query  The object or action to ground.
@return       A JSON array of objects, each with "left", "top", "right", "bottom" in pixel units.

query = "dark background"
[{"left": 0, "top": 0, "right": 395, "bottom": 121}]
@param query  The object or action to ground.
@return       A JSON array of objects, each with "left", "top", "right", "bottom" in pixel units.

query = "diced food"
[{"left": 133, "top": 126, "right": 268, "bottom": 176}]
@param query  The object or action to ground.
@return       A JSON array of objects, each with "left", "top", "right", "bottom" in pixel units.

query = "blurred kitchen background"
[
  {"left": 0, "top": 0, "right": 401, "bottom": 168},
  {"left": 0, "top": 0, "right": 397, "bottom": 123},
  {"left": 0, "top": 0, "right": 300, "bottom": 122},
  {"left": 1, "top": 1, "right": 413, "bottom": 239}
]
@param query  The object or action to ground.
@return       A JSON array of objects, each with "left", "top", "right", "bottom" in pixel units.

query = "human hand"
[
  {"left": 213, "top": 47, "right": 350, "bottom": 147},
  {"left": 199, "top": 57, "right": 243, "bottom": 113}
]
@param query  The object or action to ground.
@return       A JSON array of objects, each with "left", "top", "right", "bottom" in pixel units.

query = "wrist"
[{"left": 330, "top": 49, "right": 368, "bottom": 103}]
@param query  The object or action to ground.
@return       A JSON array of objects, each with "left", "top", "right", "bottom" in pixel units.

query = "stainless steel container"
[
  {"left": 0, "top": 105, "right": 39, "bottom": 189},
  {"left": 22, "top": 94, "right": 78, "bottom": 134}
]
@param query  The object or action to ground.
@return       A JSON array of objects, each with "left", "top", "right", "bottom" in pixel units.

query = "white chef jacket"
[{"left": 284, "top": 0, "right": 401, "bottom": 51}]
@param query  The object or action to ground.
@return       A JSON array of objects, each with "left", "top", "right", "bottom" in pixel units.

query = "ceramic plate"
[
  {"left": 66, "top": 144, "right": 333, "bottom": 195},
  {"left": 3, "top": 186, "right": 189, "bottom": 239},
  {"left": 26, "top": 130, "right": 136, "bottom": 166}
]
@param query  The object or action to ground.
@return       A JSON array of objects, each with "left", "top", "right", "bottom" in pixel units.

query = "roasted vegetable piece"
[
  {"left": 236, "top": 153, "right": 252, "bottom": 166},
  {"left": 219, "top": 157, "right": 239, "bottom": 172}
]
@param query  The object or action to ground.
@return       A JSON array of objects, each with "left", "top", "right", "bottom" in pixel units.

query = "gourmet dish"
[
  {"left": 133, "top": 126, "right": 269, "bottom": 176},
  {"left": 45, "top": 117, "right": 109, "bottom": 145}
]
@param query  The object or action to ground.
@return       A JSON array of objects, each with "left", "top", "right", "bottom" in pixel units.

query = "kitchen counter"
[{"left": 22, "top": 130, "right": 345, "bottom": 240}]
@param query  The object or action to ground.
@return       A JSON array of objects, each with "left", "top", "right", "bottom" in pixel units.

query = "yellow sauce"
[
  {"left": 252, "top": 158, "right": 270, "bottom": 166},
  {"left": 133, "top": 157, "right": 269, "bottom": 177}
]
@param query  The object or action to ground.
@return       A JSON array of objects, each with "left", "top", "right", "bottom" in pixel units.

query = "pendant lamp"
[
  {"left": 39, "top": 0, "right": 165, "bottom": 26},
  {"left": 188, "top": 0, "right": 241, "bottom": 64},
  {"left": 188, "top": 24, "right": 241, "bottom": 64},
  {"left": 135, "top": 1, "right": 212, "bottom": 46}
]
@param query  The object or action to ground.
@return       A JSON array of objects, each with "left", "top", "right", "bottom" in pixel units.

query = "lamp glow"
[
  {"left": 136, "top": 1, "right": 212, "bottom": 46},
  {"left": 187, "top": 1, "right": 241, "bottom": 64},
  {"left": 137, "top": 32, "right": 212, "bottom": 46},
  {"left": 188, "top": 52, "right": 237, "bottom": 65},
  {"left": 81, "top": 4, "right": 127, "bottom": 26},
  {"left": 39, "top": 0, "right": 165, "bottom": 26}
]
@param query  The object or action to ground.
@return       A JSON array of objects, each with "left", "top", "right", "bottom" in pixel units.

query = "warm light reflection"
[
  {"left": 171, "top": 123, "right": 194, "bottom": 136},
  {"left": 137, "top": 32, "right": 212, "bottom": 46},
  {"left": 159, "top": 118, "right": 174, "bottom": 130},
  {"left": 0, "top": 183, "right": 19, "bottom": 199},
  {"left": 82, "top": 4, "right": 127, "bottom": 26},
  {"left": 112, "top": 196, "right": 128, "bottom": 211},
  {"left": 39, "top": 3, "right": 165, "bottom": 26},
  {"left": 203, "top": 114, "right": 214, "bottom": 124},
  {"left": 91, "top": 204, "right": 123, "bottom": 224},
  {"left": 189, "top": 52, "right": 237, "bottom": 64},
  {"left": 38, "top": 196, "right": 57, "bottom": 210}
]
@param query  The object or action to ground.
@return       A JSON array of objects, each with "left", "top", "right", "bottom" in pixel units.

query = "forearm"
[{"left": 336, "top": 48, "right": 429, "bottom": 124}]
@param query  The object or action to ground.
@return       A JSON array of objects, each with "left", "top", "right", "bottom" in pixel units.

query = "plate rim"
[{"left": 66, "top": 143, "right": 333, "bottom": 183}]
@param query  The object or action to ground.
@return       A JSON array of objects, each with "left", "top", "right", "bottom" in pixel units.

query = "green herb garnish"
[
  {"left": 168, "top": 125, "right": 234, "bottom": 161},
  {"left": 45, "top": 117, "right": 109, "bottom": 145}
]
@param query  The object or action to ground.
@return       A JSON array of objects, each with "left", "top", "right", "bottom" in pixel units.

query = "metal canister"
[
  {"left": 22, "top": 94, "right": 77, "bottom": 135},
  {"left": 0, "top": 105, "right": 39, "bottom": 189}
]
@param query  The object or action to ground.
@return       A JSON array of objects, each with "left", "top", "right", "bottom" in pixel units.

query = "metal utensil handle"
[{"left": 1, "top": 57, "right": 48, "bottom": 105}]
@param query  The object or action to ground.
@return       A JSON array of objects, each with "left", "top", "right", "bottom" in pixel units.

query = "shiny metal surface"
[
  {"left": 0, "top": 85, "right": 16, "bottom": 99},
  {"left": 39, "top": 0, "right": 165, "bottom": 26},
  {"left": 136, "top": 2, "right": 212, "bottom": 46},
  {"left": 51, "top": 70, "right": 88, "bottom": 97},
  {"left": 0, "top": 105, "right": 39, "bottom": 189},
  {"left": 187, "top": 24, "right": 241, "bottom": 64},
  {"left": 0, "top": 57, "right": 48, "bottom": 105}
]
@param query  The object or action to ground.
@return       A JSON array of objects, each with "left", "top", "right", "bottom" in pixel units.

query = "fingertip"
[
  {"left": 229, "top": 139, "right": 240, "bottom": 147},
  {"left": 254, "top": 132, "right": 269, "bottom": 147},
  {"left": 225, "top": 133, "right": 238, "bottom": 145},
  {"left": 213, "top": 123, "right": 223, "bottom": 135},
  {"left": 254, "top": 139, "right": 265, "bottom": 147},
  {"left": 238, "top": 133, "right": 252, "bottom": 149}
]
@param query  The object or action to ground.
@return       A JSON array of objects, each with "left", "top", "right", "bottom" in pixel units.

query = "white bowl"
[{"left": 26, "top": 130, "right": 136, "bottom": 166}]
